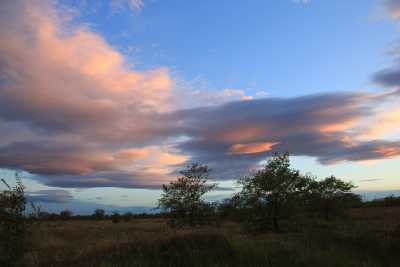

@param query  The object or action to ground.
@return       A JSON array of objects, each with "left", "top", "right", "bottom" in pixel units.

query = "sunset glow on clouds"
[{"left": 1, "top": 0, "right": 400, "bottom": 210}]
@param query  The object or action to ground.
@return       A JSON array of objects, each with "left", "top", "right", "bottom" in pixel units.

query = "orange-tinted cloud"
[
  {"left": 228, "top": 142, "right": 279, "bottom": 155},
  {"left": 1, "top": 0, "right": 400, "bottom": 189},
  {"left": 384, "top": 0, "right": 400, "bottom": 19},
  {"left": 374, "top": 146, "right": 400, "bottom": 158},
  {"left": 216, "top": 126, "right": 266, "bottom": 143},
  {"left": 0, "top": 0, "right": 184, "bottom": 188}
]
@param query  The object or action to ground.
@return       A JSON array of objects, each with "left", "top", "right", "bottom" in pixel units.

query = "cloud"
[
  {"left": 292, "top": 0, "right": 310, "bottom": 4},
  {"left": 174, "top": 91, "right": 400, "bottom": 179},
  {"left": 384, "top": 0, "right": 400, "bottom": 19},
  {"left": 0, "top": 0, "right": 185, "bottom": 188},
  {"left": 358, "top": 178, "right": 382, "bottom": 182},
  {"left": 28, "top": 189, "right": 73, "bottom": 203},
  {"left": 0, "top": 0, "right": 399, "bottom": 189},
  {"left": 189, "top": 88, "right": 255, "bottom": 107},
  {"left": 228, "top": 142, "right": 279, "bottom": 155},
  {"left": 111, "top": 0, "right": 144, "bottom": 12}
]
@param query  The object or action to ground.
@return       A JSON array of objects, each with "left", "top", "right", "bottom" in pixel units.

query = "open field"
[{"left": 19, "top": 207, "right": 400, "bottom": 267}]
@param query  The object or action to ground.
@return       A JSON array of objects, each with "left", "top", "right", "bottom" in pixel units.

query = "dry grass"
[{"left": 19, "top": 208, "right": 400, "bottom": 267}]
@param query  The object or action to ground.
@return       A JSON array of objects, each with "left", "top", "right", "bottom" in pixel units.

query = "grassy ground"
[{"left": 21, "top": 207, "right": 400, "bottom": 267}]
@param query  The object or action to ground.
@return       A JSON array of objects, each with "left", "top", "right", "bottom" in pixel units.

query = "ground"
[{"left": 23, "top": 207, "right": 400, "bottom": 267}]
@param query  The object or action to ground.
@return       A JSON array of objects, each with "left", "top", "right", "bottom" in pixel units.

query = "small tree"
[
  {"left": 60, "top": 209, "right": 73, "bottom": 220},
  {"left": 158, "top": 163, "right": 217, "bottom": 227},
  {"left": 314, "top": 175, "right": 356, "bottom": 220},
  {"left": 122, "top": 212, "right": 133, "bottom": 222},
  {"left": 93, "top": 209, "right": 105, "bottom": 220},
  {"left": 238, "top": 152, "right": 308, "bottom": 233},
  {"left": 111, "top": 211, "right": 121, "bottom": 223},
  {"left": 0, "top": 173, "right": 31, "bottom": 266}
]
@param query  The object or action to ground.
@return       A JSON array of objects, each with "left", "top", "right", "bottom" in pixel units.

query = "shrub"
[
  {"left": 111, "top": 211, "right": 122, "bottom": 223},
  {"left": 0, "top": 173, "right": 31, "bottom": 267},
  {"left": 159, "top": 163, "right": 217, "bottom": 227},
  {"left": 60, "top": 209, "right": 73, "bottom": 220},
  {"left": 92, "top": 209, "right": 105, "bottom": 220}
]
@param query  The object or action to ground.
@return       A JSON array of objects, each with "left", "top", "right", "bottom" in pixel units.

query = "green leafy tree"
[
  {"left": 158, "top": 163, "right": 217, "bottom": 227},
  {"left": 238, "top": 152, "right": 309, "bottom": 233},
  {"left": 0, "top": 173, "right": 31, "bottom": 267}
]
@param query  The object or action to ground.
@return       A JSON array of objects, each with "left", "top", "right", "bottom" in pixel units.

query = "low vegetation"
[{"left": 0, "top": 173, "right": 32, "bottom": 267}]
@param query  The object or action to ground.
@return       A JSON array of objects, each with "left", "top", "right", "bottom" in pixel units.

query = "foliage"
[
  {"left": 0, "top": 173, "right": 31, "bottom": 267},
  {"left": 311, "top": 175, "right": 357, "bottom": 220},
  {"left": 158, "top": 163, "right": 217, "bottom": 227},
  {"left": 238, "top": 152, "right": 308, "bottom": 232},
  {"left": 92, "top": 209, "right": 105, "bottom": 220},
  {"left": 363, "top": 195, "right": 400, "bottom": 208},
  {"left": 60, "top": 209, "right": 73, "bottom": 220},
  {"left": 122, "top": 212, "right": 133, "bottom": 222},
  {"left": 236, "top": 153, "right": 361, "bottom": 232},
  {"left": 111, "top": 211, "right": 122, "bottom": 223},
  {"left": 21, "top": 209, "right": 400, "bottom": 267}
]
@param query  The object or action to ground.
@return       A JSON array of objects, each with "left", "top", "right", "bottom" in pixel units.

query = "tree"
[
  {"left": 122, "top": 212, "right": 133, "bottom": 222},
  {"left": 93, "top": 209, "right": 105, "bottom": 220},
  {"left": 0, "top": 173, "right": 31, "bottom": 266},
  {"left": 60, "top": 209, "right": 73, "bottom": 220},
  {"left": 238, "top": 152, "right": 308, "bottom": 233},
  {"left": 314, "top": 175, "right": 356, "bottom": 220},
  {"left": 111, "top": 211, "right": 121, "bottom": 223},
  {"left": 158, "top": 163, "right": 217, "bottom": 227}
]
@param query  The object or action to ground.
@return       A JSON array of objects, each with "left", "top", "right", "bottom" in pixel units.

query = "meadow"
[{"left": 21, "top": 206, "right": 400, "bottom": 267}]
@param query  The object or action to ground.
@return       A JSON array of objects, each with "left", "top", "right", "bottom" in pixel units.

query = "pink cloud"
[{"left": 228, "top": 142, "right": 280, "bottom": 155}]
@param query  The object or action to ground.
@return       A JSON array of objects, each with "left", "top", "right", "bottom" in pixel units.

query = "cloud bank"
[
  {"left": 0, "top": 0, "right": 399, "bottom": 189},
  {"left": 385, "top": 0, "right": 400, "bottom": 18}
]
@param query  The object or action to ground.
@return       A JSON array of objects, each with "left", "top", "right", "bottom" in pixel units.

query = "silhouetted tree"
[
  {"left": 238, "top": 152, "right": 310, "bottom": 233},
  {"left": 158, "top": 163, "right": 217, "bottom": 227},
  {"left": 60, "top": 209, "right": 73, "bottom": 220},
  {"left": 111, "top": 211, "right": 121, "bottom": 223},
  {"left": 122, "top": 212, "right": 133, "bottom": 222},
  {"left": 0, "top": 173, "right": 31, "bottom": 267},
  {"left": 93, "top": 209, "right": 105, "bottom": 220},
  {"left": 314, "top": 175, "right": 356, "bottom": 220}
]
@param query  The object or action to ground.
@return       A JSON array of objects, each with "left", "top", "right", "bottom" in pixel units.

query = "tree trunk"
[
  {"left": 272, "top": 200, "right": 280, "bottom": 233},
  {"left": 325, "top": 199, "right": 330, "bottom": 221},
  {"left": 273, "top": 216, "right": 280, "bottom": 233}
]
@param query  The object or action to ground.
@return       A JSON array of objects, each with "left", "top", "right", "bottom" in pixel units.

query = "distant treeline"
[
  {"left": 361, "top": 195, "right": 400, "bottom": 208},
  {"left": 30, "top": 210, "right": 167, "bottom": 221},
  {"left": 26, "top": 194, "right": 400, "bottom": 222}
]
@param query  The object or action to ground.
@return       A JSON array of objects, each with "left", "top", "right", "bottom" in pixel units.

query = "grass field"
[{"left": 18, "top": 206, "right": 400, "bottom": 267}]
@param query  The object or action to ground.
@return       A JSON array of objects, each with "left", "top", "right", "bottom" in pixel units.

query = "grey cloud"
[
  {"left": 0, "top": 0, "right": 400, "bottom": 190},
  {"left": 28, "top": 189, "right": 73, "bottom": 204},
  {"left": 374, "top": 66, "right": 400, "bottom": 87},
  {"left": 385, "top": 0, "right": 400, "bottom": 18},
  {"left": 358, "top": 179, "right": 381, "bottom": 182},
  {"left": 0, "top": 141, "right": 118, "bottom": 176},
  {"left": 36, "top": 170, "right": 167, "bottom": 189},
  {"left": 174, "top": 92, "right": 400, "bottom": 179}
]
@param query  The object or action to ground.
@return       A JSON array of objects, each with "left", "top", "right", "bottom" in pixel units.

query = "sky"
[{"left": 1, "top": 0, "right": 400, "bottom": 214}]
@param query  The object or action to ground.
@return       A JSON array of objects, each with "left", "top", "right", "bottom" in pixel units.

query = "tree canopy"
[{"left": 158, "top": 163, "right": 217, "bottom": 226}]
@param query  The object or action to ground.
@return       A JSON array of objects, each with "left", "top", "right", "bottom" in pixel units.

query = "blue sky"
[
  {"left": 75, "top": 0, "right": 395, "bottom": 95},
  {"left": 1, "top": 0, "right": 400, "bottom": 214}
]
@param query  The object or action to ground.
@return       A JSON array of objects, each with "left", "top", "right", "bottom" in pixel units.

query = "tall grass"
[{"left": 21, "top": 207, "right": 400, "bottom": 267}]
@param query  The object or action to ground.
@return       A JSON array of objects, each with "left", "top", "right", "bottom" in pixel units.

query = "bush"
[
  {"left": 0, "top": 174, "right": 31, "bottom": 267},
  {"left": 60, "top": 209, "right": 73, "bottom": 220},
  {"left": 111, "top": 211, "right": 122, "bottom": 223},
  {"left": 159, "top": 163, "right": 217, "bottom": 227}
]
